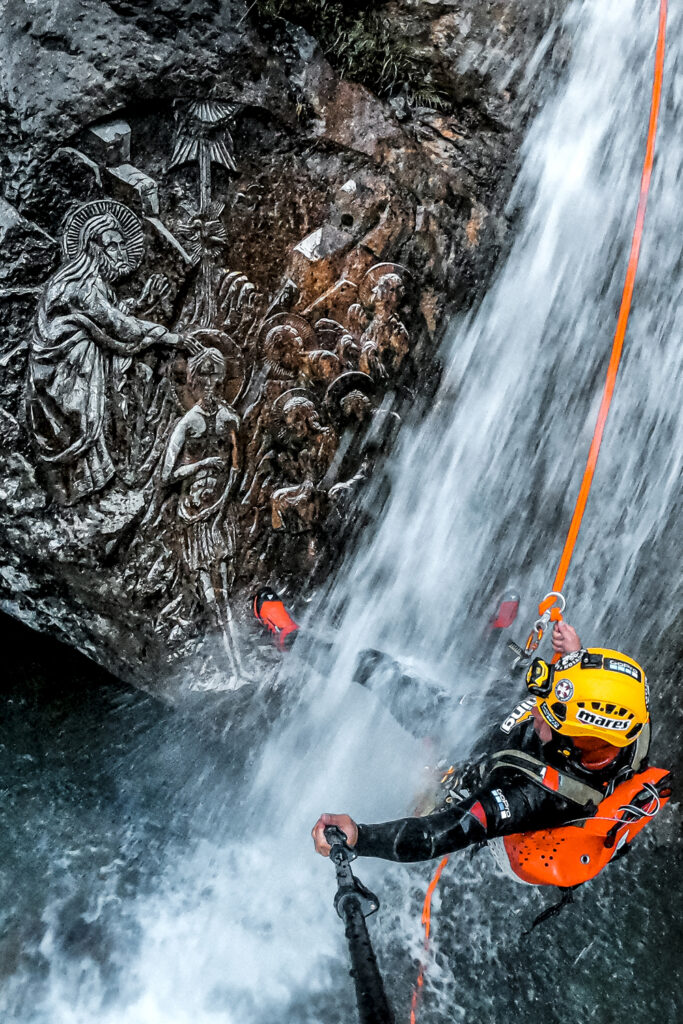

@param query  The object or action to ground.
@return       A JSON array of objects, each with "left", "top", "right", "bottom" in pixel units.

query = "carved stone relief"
[{"left": 19, "top": 102, "right": 429, "bottom": 688}]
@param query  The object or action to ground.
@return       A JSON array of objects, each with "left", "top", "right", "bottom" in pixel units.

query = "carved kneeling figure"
[{"left": 271, "top": 478, "right": 318, "bottom": 533}]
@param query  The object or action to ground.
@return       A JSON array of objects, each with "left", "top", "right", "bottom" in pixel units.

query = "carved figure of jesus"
[{"left": 161, "top": 346, "right": 246, "bottom": 686}]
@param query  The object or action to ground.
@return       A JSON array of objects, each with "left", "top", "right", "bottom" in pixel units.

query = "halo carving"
[
  {"left": 272, "top": 387, "right": 317, "bottom": 418},
  {"left": 325, "top": 371, "right": 376, "bottom": 411},
  {"left": 359, "top": 262, "right": 411, "bottom": 307},
  {"left": 63, "top": 200, "right": 144, "bottom": 270},
  {"left": 258, "top": 312, "right": 318, "bottom": 355},
  {"left": 185, "top": 327, "right": 245, "bottom": 404}
]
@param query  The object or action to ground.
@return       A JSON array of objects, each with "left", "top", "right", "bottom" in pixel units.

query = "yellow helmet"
[{"left": 525, "top": 648, "right": 649, "bottom": 748}]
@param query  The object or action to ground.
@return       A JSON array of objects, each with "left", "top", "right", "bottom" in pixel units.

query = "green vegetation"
[{"left": 254, "top": 0, "right": 449, "bottom": 109}]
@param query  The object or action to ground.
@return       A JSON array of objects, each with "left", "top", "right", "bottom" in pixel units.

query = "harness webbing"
[
  {"left": 486, "top": 749, "right": 604, "bottom": 808},
  {"left": 410, "top": 4, "right": 668, "bottom": 1018}
]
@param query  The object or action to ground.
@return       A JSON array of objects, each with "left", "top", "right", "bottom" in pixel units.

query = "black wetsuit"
[{"left": 355, "top": 709, "right": 644, "bottom": 863}]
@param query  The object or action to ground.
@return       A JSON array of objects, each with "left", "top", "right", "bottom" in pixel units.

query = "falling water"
[{"left": 2, "top": 1, "right": 681, "bottom": 1022}]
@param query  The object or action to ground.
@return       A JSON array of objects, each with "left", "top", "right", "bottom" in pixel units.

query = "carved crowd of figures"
[{"left": 26, "top": 189, "right": 414, "bottom": 686}]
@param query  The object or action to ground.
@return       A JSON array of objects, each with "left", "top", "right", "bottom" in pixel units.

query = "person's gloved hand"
[
  {"left": 311, "top": 813, "right": 358, "bottom": 857},
  {"left": 552, "top": 621, "right": 582, "bottom": 655}
]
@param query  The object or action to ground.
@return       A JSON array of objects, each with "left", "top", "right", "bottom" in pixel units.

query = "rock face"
[{"left": 0, "top": 0, "right": 566, "bottom": 695}]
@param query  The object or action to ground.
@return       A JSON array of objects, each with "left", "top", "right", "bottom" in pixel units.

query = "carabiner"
[{"left": 510, "top": 592, "right": 567, "bottom": 669}]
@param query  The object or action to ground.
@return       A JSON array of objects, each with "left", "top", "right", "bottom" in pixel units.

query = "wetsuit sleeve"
[
  {"left": 355, "top": 799, "right": 487, "bottom": 861},
  {"left": 355, "top": 776, "right": 578, "bottom": 863}
]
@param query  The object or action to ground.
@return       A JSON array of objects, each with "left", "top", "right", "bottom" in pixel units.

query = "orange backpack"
[{"left": 503, "top": 767, "right": 671, "bottom": 887}]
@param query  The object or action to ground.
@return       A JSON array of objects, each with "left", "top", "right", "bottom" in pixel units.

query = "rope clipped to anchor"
[{"left": 528, "top": 0, "right": 669, "bottom": 642}]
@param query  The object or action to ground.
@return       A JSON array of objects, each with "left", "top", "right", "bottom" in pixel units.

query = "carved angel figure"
[
  {"left": 270, "top": 394, "right": 337, "bottom": 533},
  {"left": 358, "top": 270, "right": 410, "bottom": 380}
]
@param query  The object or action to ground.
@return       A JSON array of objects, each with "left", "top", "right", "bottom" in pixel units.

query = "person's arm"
[
  {"left": 354, "top": 804, "right": 486, "bottom": 861},
  {"left": 311, "top": 803, "right": 484, "bottom": 862},
  {"left": 161, "top": 419, "right": 223, "bottom": 484},
  {"left": 312, "top": 777, "right": 576, "bottom": 863},
  {"left": 64, "top": 282, "right": 191, "bottom": 355},
  {"left": 87, "top": 287, "right": 181, "bottom": 351},
  {"left": 226, "top": 425, "right": 241, "bottom": 497}
]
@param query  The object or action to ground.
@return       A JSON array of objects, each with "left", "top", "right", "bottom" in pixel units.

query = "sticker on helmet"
[
  {"left": 491, "top": 788, "right": 511, "bottom": 820},
  {"left": 554, "top": 678, "right": 574, "bottom": 702},
  {"left": 500, "top": 698, "right": 536, "bottom": 734},
  {"left": 556, "top": 650, "right": 583, "bottom": 671},
  {"left": 576, "top": 708, "right": 630, "bottom": 731},
  {"left": 644, "top": 676, "right": 650, "bottom": 709},
  {"left": 540, "top": 702, "right": 562, "bottom": 730},
  {"left": 605, "top": 658, "right": 642, "bottom": 681}
]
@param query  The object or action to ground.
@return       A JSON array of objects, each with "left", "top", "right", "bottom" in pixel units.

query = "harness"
[
  {"left": 487, "top": 721, "right": 651, "bottom": 810},
  {"left": 487, "top": 748, "right": 604, "bottom": 810}
]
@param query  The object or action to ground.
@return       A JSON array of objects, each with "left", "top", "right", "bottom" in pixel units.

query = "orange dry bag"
[{"left": 503, "top": 767, "right": 671, "bottom": 887}]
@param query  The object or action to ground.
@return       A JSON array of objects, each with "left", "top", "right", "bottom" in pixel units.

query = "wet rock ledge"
[{"left": 0, "top": 0, "right": 566, "bottom": 695}]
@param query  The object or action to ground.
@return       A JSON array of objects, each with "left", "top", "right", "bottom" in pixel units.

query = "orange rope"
[
  {"left": 409, "top": 856, "right": 449, "bottom": 1024},
  {"left": 411, "top": 3, "right": 668, "bottom": 1019},
  {"left": 551, "top": 0, "right": 667, "bottom": 598}
]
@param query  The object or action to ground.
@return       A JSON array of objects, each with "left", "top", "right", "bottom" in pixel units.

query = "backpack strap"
[
  {"left": 631, "top": 722, "right": 651, "bottom": 771},
  {"left": 486, "top": 749, "right": 604, "bottom": 809}
]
